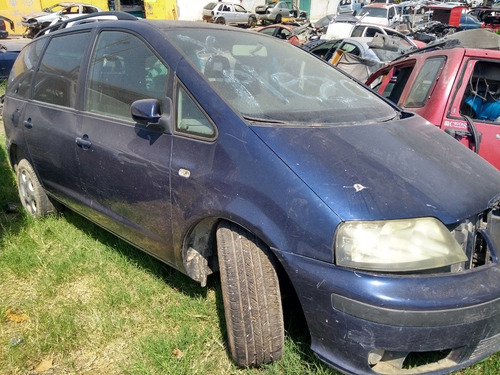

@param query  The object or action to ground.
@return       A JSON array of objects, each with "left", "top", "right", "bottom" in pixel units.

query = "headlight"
[{"left": 335, "top": 217, "right": 467, "bottom": 272}]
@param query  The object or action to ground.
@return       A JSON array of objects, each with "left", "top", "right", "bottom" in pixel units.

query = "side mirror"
[
  {"left": 131, "top": 98, "right": 173, "bottom": 133},
  {"left": 131, "top": 98, "right": 161, "bottom": 124}
]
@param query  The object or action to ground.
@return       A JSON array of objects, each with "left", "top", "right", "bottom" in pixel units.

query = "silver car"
[
  {"left": 202, "top": 2, "right": 257, "bottom": 27},
  {"left": 255, "top": 1, "right": 306, "bottom": 24}
]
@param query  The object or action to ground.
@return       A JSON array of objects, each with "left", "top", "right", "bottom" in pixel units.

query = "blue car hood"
[{"left": 251, "top": 115, "right": 500, "bottom": 223}]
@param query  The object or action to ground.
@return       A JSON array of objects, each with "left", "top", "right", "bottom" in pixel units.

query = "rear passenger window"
[
  {"left": 6, "top": 38, "right": 47, "bottom": 99},
  {"left": 86, "top": 31, "right": 168, "bottom": 120},
  {"left": 32, "top": 33, "right": 88, "bottom": 107},
  {"left": 405, "top": 57, "right": 445, "bottom": 108}
]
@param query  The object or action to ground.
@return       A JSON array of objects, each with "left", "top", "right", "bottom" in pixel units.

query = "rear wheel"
[
  {"left": 216, "top": 221, "right": 284, "bottom": 367},
  {"left": 275, "top": 14, "right": 282, "bottom": 23},
  {"left": 16, "top": 159, "right": 55, "bottom": 217},
  {"left": 216, "top": 17, "right": 226, "bottom": 24}
]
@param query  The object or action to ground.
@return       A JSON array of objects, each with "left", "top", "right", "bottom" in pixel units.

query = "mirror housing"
[{"left": 131, "top": 98, "right": 173, "bottom": 133}]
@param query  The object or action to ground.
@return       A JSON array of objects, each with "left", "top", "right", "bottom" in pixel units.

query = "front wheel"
[
  {"left": 275, "top": 14, "right": 282, "bottom": 24},
  {"left": 217, "top": 221, "right": 284, "bottom": 367},
  {"left": 16, "top": 159, "right": 55, "bottom": 217}
]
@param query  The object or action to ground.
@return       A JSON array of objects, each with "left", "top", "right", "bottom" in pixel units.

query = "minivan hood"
[{"left": 251, "top": 115, "right": 500, "bottom": 223}]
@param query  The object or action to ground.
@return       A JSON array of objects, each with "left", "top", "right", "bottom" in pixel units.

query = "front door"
[
  {"left": 447, "top": 58, "right": 500, "bottom": 170},
  {"left": 77, "top": 30, "right": 175, "bottom": 263}
]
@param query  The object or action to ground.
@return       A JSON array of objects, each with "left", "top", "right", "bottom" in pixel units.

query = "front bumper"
[{"left": 274, "top": 250, "right": 500, "bottom": 375}]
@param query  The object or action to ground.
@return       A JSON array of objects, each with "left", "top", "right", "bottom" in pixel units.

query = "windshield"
[
  {"left": 359, "top": 8, "right": 388, "bottom": 18},
  {"left": 164, "top": 28, "right": 396, "bottom": 125}
]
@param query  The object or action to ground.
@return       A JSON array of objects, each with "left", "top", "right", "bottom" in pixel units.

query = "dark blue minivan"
[{"left": 3, "top": 14, "right": 500, "bottom": 375}]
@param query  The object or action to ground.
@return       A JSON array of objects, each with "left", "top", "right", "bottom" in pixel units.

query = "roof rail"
[{"left": 35, "top": 11, "right": 138, "bottom": 38}]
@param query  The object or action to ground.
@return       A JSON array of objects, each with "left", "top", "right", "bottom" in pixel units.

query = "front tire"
[
  {"left": 275, "top": 14, "right": 282, "bottom": 24},
  {"left": 216, "top": 221, "right": 284, "bottom": 367},
  {"left": 16, "top": 159, "right": 55, "bottom": 217}
]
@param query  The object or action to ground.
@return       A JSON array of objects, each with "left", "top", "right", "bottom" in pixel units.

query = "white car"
[
  {"left": 323, "top": 22, "right": 422, "bottom": 49},
  {"left": 22, "top": 2, "right": 102, "bottom": 24},
  {"left": 202, "top": 2, "right": 257, "bottom": 27},
  {"left": 357, "top": 3, "right": 402, "bottom": 27},
  {"left": 22, "top": 2, "right": 102, "bottom": 37}
]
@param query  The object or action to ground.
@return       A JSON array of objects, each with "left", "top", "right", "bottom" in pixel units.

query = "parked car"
[
  {"left": 0, "top": 39, "right": 30, "bottom": 80},
  {"left": 469, "top": 6, "right": 495, "bottom": 21},
  {"left": 357, "top": 3, "right": 401, "bottom": 27},
  {"left": 338, "top": 0, "right": 363, "bottom": 16},
  {"left": 305, "top": 35, "right": 406, "bottom": 62},
  {"left": 480, "top": 9, "right": 500, "bottom": 30},
  {"left": 202, "top": 2, "right": 257, "bottom": 27},
  {"left": 0, "top": 15, "right": 14, "bottom": 39},
  {"left": 323, "top": 21, "right": 424, "bottom": 48},
  {"left": 21, "top": 2, "right": 103, "bottom": 38},
  {"left": 256, "top": 22, "right": 311, "bottom": 45},
  {"left": 366, "top": 29, "right": 500, "bottom": 170},
  {"left": 255, "top": 1, "right": 307, "bottom": 24},
  {"left": 459, "top": 13, "right": 484, "bottom": 29},
  {"left": 304, "top": 34, "right": 412, "bottom": 80},
  {"left": 4, "top": 16, "right": 500, "bottom": 375}
]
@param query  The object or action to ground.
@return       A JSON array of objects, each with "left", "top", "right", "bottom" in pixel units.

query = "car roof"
[{"left": 362, "top": 3, "right": 396, "bottom": 9}]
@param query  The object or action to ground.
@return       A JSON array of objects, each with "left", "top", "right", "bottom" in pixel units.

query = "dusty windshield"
[{"left": 164, "top": 28, "right": 396, "bottom": 125}]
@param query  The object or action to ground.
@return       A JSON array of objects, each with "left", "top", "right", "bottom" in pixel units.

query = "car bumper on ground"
[{"left": 275, "top": 250, "right": 500, "bottom": 375}]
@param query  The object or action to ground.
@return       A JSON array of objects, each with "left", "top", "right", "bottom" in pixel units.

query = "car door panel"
[{"left": 77, "top": 29, "right": 174, "bottom": 263}]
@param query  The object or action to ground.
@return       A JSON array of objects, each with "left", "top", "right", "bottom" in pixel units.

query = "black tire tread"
[{"left": 217, "top": 221, "right": 284, "bottom": 367}]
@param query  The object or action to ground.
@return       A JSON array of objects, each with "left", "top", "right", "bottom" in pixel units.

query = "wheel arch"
[
  {"left": 180, "top": 215, "right": 289, "bottom": 288},
  {"left": 179, "top": 215, "right": 308, "bottom": 334}
]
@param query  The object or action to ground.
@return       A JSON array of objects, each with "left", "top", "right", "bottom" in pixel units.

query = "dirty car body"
[{"left": 3, "top": 17, "right": 500, "bottom": 375}]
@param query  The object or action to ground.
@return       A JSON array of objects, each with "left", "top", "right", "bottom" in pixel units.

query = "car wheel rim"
[{"left": 19, "top": 170, "right": 36, "bottom": 215}]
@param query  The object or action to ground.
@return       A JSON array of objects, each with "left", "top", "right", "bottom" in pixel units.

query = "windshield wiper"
[{"left": 243, "top": 116, "right": 286, "bottom": 124}]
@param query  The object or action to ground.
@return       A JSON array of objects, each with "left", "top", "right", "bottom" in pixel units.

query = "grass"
[
  {"left": 0, "top": 119, "right": 333, "bottom": 374},
  {"left": 0, "top": 86, "right": 499, "bottom": 374}
]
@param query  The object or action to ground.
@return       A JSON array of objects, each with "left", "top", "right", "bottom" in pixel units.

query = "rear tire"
[
  {"left": 16, "top": 159, "right": 55, "bottom": 217},
  {"left": 216, "top": 17, "right": 226, "bottom": 24},
  {"left": 276, "top": 14, "right": 282, "bottom": 24},
  {"left": 216, "top": 221, "right": 284, "bottom": 367}
]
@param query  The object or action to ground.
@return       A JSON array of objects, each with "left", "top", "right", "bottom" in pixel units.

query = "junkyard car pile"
[{"left": 4, "top": 9, "right": 500, "bottom": 375}]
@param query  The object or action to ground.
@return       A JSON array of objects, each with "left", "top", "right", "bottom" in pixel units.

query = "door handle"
[
  {"left": 23, "top": 118, "right": 33, "bottom": 129},
  {"left": 76, "top": 135, "right": 92, "bottom": 150}
]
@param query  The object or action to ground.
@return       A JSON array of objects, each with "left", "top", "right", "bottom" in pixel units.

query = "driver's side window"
[{"left": 460, "top": 61, "right": 500, "bottom": 123}]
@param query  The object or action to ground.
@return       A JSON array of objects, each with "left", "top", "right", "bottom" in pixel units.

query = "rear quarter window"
[{"left": 6, "top": 38, "right": 47, "bottom": 99}]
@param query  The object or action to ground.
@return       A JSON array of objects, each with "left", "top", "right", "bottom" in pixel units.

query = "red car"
[{"left": 366, "top": 30, "right": 500, "bottom": 170}]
